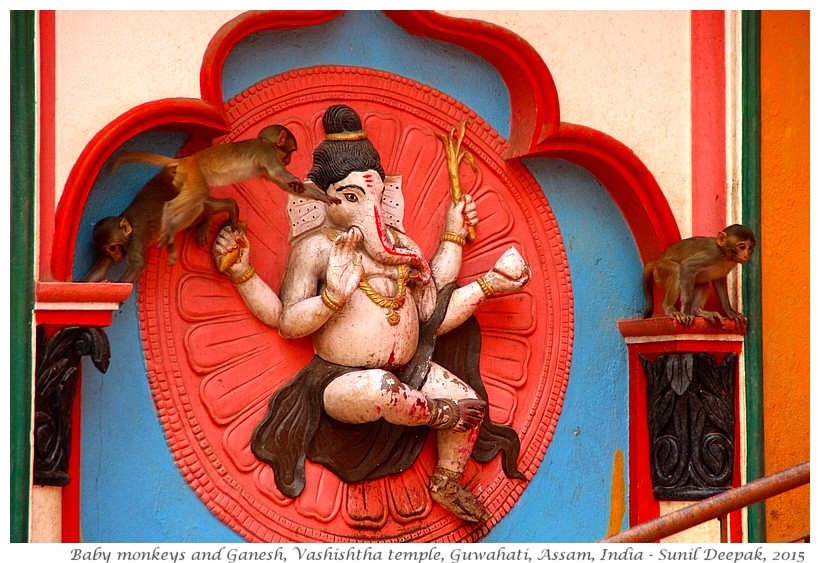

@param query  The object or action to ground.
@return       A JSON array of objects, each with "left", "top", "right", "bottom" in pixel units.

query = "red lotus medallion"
[{"left": 138, "top": 67, "right": 573, "bottom": 542}]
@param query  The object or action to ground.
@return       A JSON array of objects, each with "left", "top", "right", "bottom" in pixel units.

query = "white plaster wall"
[
  {"left": 442, "top": 10, "right": 693, "bottom": 235},
  {"left": 53, "top": 10, "right": 243, "bottom": 202},
  {"left": 52, "top": 10, "right": 692, "bottom": 233}
]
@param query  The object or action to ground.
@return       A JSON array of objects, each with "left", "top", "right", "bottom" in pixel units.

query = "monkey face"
[
  {"left": 732, "top": 240, "right": 754, "bottom": 264},
  {"left": 104, "top": 243, "right": 126, "bottom": 262}
]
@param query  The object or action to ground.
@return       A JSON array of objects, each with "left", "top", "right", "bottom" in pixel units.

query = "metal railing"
[{"left": 598, "top": 461, "right": 810, "bottom": 543}]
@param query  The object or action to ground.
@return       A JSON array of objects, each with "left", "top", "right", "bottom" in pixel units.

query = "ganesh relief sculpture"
[{"left": 212, "top": 104, "right": 531, "bottom": 523}]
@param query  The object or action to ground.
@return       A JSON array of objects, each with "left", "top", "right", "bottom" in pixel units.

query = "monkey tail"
[
  {"left": 109, "top": 150, "right": 177, "bottom": 174},
  {"left": 642, "top": 262, "right": 655, "bottom": 318}
]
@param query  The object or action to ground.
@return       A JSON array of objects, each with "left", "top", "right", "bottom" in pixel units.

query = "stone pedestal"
[
  {"left": 618, "top": 317, "right": 745, "bottom": 502},
  {"left": 31, "top": 281, "right": 132, "bottom": 541}
]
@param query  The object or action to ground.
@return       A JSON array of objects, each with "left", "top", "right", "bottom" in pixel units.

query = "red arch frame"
[{"left": 52, "top": 10, "right": 679, "bottom": 281}]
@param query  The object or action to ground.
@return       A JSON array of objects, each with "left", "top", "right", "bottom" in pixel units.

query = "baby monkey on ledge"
[{"left": 642, "top": 224, "right": 756, "bottom": 328}]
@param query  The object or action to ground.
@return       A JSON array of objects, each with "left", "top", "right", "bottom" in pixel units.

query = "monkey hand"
[
  {"left": 670, "top": 311, "right": 696, "bottom": 327},
  {"left": 706, "top": 308, "right": 747, "bottom": 329},
  {"left": 213, "top": 225, "right": 250, "bottom": 277},
  {"left": 325, "top": 227, "right": 364, "bottom": 305},
  {"left": 444, "top": 194, "right": 478, "bottom": 238},
  {"left": 301, "top": 180, "right": 342, "bottom": 206},
  {"left": 725, "top": 310, "right": 748, "bottom": 329},
  {"left": 695, "top": 309, "right": 725, "bottom": 326}
]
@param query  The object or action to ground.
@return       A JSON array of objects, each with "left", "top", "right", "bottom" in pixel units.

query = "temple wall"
[{"left": 35, "top": 10, "right": 809, "bottom": 543}]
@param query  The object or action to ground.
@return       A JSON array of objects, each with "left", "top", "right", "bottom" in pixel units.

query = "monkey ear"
[
  {"left": 716, "top": 230, "right": 728, "bottom": 246},
  {"left": 120, "top": 218, "right": 133, "bottom": 237},
  {"left": 276, "top": 129, "right": 289, "bottom": 147}
]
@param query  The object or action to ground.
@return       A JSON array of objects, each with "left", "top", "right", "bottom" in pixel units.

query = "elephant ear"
[
  {"left": 381, "top": 175, "right": 406, "bottom": 233},
  {"left": 286, "top": 176, "right": 406, "bottom": 242},
  {"left": 287, "top": 180, "right": 328, "bottom": 242}
]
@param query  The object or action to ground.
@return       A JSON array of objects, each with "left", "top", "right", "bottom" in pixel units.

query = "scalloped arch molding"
[{"left": 55, "top": 10, "right": 678, "bottom": 280}]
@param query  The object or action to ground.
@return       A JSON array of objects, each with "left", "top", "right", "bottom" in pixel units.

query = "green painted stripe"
[
  {"left": 10, "top": 10, "right": 36, "bottom": 543},
  {"left": 741, "top": 9, "right": 765, "bottom": 543}
]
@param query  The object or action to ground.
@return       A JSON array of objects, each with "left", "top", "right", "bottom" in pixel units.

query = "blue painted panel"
[
  {"left": 77, "top": 131, "right": 245, "bottom": 542},
  {"left": 78, "top": 11, "right": 643, "bottom": 543},
  {"left": 483, "top": 159, "right": 642, "bottom": 542},
  {"left": 80, "top": 292, "right": 243, "bottom": 542}
]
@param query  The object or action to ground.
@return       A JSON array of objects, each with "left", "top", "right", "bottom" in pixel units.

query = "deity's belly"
[{"left": 313, "top": 291, "right": 419, "bottom": 368}]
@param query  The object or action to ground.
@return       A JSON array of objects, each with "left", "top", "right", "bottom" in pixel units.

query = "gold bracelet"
[
  {"left": 321, "top": 288, "right": 344, "bottom": 312},
  {"left": 476, "top": 276, "right": 494, "bottom": 298},
  {"left": 440, "top": 232, "right": 467, "bottom": 247},
  {"left": 231, "top": 265, "right": 256, "bottom": 285}
]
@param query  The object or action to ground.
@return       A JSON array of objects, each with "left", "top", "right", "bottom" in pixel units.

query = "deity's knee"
[{"left": 323, "top": 369, "right": 420, "bottom": 424}]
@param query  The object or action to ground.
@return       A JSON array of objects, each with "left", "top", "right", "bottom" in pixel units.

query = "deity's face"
[
  {"left": 325, "top": 170, "right": 385, "bottom": 235},
  {"left": 323, "top": 169, "right": 428, "bottom": 278}
]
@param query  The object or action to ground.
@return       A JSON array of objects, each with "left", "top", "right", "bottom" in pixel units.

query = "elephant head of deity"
[{"left": 287, "top": 104, "right": 431, "bottom": 283}]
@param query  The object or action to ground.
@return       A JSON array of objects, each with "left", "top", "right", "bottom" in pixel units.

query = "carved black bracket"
[
  {"left": 639, "top": 352, "right": 737, "bottom": 501},
  {"left": 34, "top": 326, "right": 110, "bottom": 486}
]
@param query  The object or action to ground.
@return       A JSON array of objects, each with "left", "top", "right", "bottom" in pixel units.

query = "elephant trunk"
[{"left": 368, "top": 205, "right": 431, "bottom": 284}]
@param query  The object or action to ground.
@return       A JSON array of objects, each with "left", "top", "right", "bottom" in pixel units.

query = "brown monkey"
[
  {"left": 642, "top": 224, "right": 755, "bottom": 327},
  {"left": 81, "top": 169, "right": 235, "bottom": 282},
  {"left": 111, "top": 125, "right": 339, "bottom": 263}
]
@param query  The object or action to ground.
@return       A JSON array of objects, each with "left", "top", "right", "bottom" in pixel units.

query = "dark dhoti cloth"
[{"left": 250, "top": 284, "right": 525, "bottom": 498}]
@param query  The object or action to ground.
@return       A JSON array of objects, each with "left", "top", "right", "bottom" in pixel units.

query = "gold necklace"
[{"left": 358, "top": 264, "right": 410, "bottom": 325}]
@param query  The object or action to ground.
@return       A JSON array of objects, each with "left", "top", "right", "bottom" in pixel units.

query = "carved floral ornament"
[{"left": 138, "top": 67, "right": 573, "bottom": 542}]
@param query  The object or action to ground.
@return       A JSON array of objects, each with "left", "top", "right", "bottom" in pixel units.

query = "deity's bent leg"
[
  {"left": 322, "top": 369, "right": 433, "bottom": 426},
  {"left": 421, "top": 362, "right": 492, "bottom": 522},
  {"left": 322, "top": 364, "right": 491, "bottom": 521}
]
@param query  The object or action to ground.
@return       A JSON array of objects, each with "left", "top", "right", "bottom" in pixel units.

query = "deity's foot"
[
  {"left": 429, "top": 466, "right": 491, "bottom": 522},
  {"left": 427, "top": 397, "right": 486, "bottom": 432}
]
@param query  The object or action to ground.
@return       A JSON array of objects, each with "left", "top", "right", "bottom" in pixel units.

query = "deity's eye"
[{"left": 344, "top": 192, "right": 359, "bottom": 203}]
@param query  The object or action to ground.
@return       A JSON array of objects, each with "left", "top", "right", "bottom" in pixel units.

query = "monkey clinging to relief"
[
  {"left": 111, "top": 124, "right": 340, "bottom": 264},
  {"left": 81, "top": 169, "right": 210, "bottom": 283},
  {"left": 642, "top": 224, "right": 755, "bottom": 328}
]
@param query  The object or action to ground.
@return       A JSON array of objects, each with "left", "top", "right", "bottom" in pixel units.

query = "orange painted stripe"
[{"left": 608, "top": 449, "right": 626, "bottom": 536}]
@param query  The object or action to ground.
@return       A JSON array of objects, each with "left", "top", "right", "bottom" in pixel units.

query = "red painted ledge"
[
  {"left": 34, "top": 281, "right": 133, "bottom": 327},
  {"left": 618, "top": 316, "right": 746, "bottom": 340}
]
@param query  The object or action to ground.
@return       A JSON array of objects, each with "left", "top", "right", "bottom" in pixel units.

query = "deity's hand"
[
  {"left": 480, "top": 247, "right": 532, "bottom": 296},
  {"left": 443, "top": 194, "right": 478, "bottom": 238},
  {"left": 325, "top": 227, "right": 365, "bottom": 303},
  {"left": 212, "top": 224, "right": 250, "bottom": 279}
]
